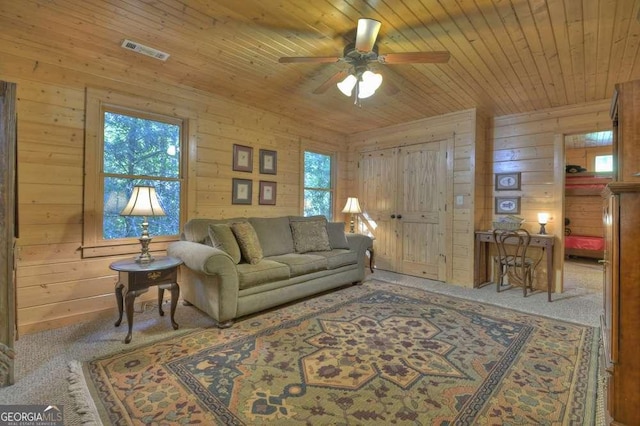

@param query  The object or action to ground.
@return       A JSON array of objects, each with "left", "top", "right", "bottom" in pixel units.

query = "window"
[
  {"left": 83, "top": 88, "right": 193, "bottom": 257},
  {"left": 102, "top": 110, "right": 181, "bottom": 239},
  {"left": 303, "top": 151, "right": 334, "bottom": 219},
  {"left": 595, "top": 154, "right": 613, "bottom": 172}
]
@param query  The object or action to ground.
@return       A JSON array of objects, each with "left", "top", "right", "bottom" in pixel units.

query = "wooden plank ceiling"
[{"left": 1, "top": 0, "right": 639, "bottom": 135}]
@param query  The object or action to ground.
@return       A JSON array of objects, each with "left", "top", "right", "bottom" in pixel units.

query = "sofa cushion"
[
  {"left": 308, "top": 249, "right": 358, "bottom": 269},
  {"left": 236, "top": 260, "right": 290, "bottom": 290},
  {"left": 266, "top": 254, "right": 328, "bottom": 277},
  {"left": 208, "top": 224, "right": 241, "bottom": 264},
  {"left": 326, "top": 222, "right": 350, "bottom": 249},
  {"left": 231, "top": 222, "right": 263, "bottom": 264},
  {"left": 249, "top": 217, "right": 295, "bottom": 256},
  {"left": 290, "top": 219, "right": 331, "bottom": 253}
]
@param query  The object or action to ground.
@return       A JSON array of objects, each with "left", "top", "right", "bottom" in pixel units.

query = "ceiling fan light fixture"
[
  {"left": 358, "top": 71, "right": 383, "bottom": 98},
  {"left": 337, "top": 74, "right": 358, "bottom": 96}
]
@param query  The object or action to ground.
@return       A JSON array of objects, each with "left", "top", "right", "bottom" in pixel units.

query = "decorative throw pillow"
[
  {"left": 290, "top": 219, "right": 332, "bottom": 253},
  {"left": 208, "top": 223, "right": 242, "bottom": 264},
  {"left": 230, "top": 222, "right": 263, "bottom": 264},
  {"left": 326, "top": 222, "right": 350, "bottom": 249}
]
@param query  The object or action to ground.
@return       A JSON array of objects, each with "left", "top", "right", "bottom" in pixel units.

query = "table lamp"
[
  {"left": 537, "top": 212, "right": 549, "bottom": 235},
  {"left": 342, "top": 197, "right": 362, "bottom": 233},
  {"left": 120, "top": 185, "right": 166, "bottom": 263}
]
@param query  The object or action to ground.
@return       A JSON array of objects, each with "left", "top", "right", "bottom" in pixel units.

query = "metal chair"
[{"left": 492, "top": 229, "right": 541, "bottom": 297}]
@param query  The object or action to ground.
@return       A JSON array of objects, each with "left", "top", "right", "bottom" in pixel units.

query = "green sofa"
[{"left": 167, "top": 216, "right": 372, "bottom": 327}]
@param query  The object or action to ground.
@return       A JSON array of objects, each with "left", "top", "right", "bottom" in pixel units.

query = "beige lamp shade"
[
  {"left": 120, "top": 185, "right": 166, "bottom": 217},
  {"left": 342, "top": 197, "right": 362, "bottom": 214},
  {"left": 120, "top": 185, "right": 165, "bottom": 263}
]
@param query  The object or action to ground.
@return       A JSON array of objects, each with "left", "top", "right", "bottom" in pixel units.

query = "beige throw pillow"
[
  {"left": 208, "top": 223, "right": 242, "bottom": 264},
  {"left": 326, "top": 222, "right": 350, "bottom": 249},
  {"left": 290, "top": 219, "right": 331, "bottom": 253},
  {"left": 230, "top": 222, "right": 263, "bottom": 264}
]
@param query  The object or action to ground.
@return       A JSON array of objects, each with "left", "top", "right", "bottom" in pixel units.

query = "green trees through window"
[
  {"left": 303, "top": 151, "right": 333, "bottom": 219},
  {"left": 103, "top": 111, "right": 181, "bottom": 239}
]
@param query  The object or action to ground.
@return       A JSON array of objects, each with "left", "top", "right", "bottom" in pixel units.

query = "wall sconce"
[
  {"left": 120, "top": 185, "right": 166, "bottom": 263},
  {"left": 537, "top": 212, "right": 549, "bottom": 235},
  {"left": 342, "top": 197, "right": 362, "bottom": 233}
]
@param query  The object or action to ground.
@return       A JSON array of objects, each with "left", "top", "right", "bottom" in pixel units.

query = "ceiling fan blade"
[
  {"left": 355, "top": 18, "right": 381, "bottom": 52},
  {"left": 379, "top": 51, "right": 451, "bottom": 64},
  {"left": 279, "top": 56, "right": 340, "bottom": 63},
  {"left": 382, "top": 77, "right": 400, "bottom": 96},
  {"left": 313, "top": 70, "right": 349, "bottom": 94}
]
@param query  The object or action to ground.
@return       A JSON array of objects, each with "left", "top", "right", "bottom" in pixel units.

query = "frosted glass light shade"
[
  {"left": 337, "top": 74, "right": 358, "bottom": 96},
  {"left": 537, "top": 212, "right": 549, "bottom": 224},
  {"left": 337, "top": 71, "right": 383, "bottom": 99},
  {"left": 358, "top": 71, "right": 383, "bottom": 99}
]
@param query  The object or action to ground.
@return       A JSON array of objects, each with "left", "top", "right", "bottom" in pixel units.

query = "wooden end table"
[{"left": 110, "top": 256, "right": 183, "bottom": 344}]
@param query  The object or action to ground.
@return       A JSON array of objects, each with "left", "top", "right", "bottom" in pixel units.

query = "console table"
[
  {"left": 474, "top": 231, "right": 555, "bottom": 302},
  {"left": 110, "top": 256, "right": 183, "bottom": 343}
]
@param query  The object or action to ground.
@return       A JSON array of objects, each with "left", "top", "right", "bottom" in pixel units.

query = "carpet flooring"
[{"left": 0, "top": 269, "right": 603, "bottom": 425}]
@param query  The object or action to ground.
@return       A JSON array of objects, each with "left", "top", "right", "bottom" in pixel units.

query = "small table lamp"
[
  {"left": 120, "top": 185, "right": 166, "bottom": 263},
  {"left": 342, "top": 197, "right": 362, "bottom": 233},
  {"left": 537, "top": 212, "right": 549, "bottom": 235}
]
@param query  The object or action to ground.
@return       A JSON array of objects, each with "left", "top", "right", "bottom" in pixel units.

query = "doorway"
[{"left": 562, "top": 131, "right": 612, "bottom": 293}]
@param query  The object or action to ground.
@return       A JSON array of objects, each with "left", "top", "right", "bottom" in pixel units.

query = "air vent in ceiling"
[{"left": 121, "top": 39, "right": 170, "bottom": 61}]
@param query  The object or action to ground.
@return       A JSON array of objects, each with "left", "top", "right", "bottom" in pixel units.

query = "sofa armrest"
[
  {"left": 346, "top": 233, "right": 373, "bottom": 255},
  {"left": 167, "top": 240, "right": 237, "bottom": 276}
]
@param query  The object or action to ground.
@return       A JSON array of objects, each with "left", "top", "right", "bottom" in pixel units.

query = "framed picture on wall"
[
  {"left": 259, "top": 181, "right": 277, "bottom": 205},
  {"left": 232, "top": 178, "right": 252, "bottom": 204},
  {"left": 259, "top": 149, "right": 277, "bottom": 174},
  {"left": 233, "top": 144, "right": 253, "bottom": 172},
  {"left": 495, "top": 196, "right": 521, "bottom": 214},
  {"left": 495, "top": 172, "right": 521, "bottom": 190}
]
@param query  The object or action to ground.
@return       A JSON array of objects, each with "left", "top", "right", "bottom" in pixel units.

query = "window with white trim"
[
  {"left": 102, "top": 110, "right": 181, "bottom": 239},
  {"left": 303, "top": 150, "right": 334, "bottom": 220},
  {"left": 594, "top": 154, "right": 613, "bottom": 173},
  {"left": 83, "top": 89, "right": 189, "bottom": 257}
]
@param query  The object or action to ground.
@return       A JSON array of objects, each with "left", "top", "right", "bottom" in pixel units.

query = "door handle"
[
  {"left": 390, "top": 214, "right": 396, "bottom": 219},
  {"left": 397, "top": 214, "right": 402, "bottom": 219}
]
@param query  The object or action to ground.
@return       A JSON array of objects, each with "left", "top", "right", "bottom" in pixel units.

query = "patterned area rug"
[{"left": 72, "top": 281, "right": 598, "bottom": 425}]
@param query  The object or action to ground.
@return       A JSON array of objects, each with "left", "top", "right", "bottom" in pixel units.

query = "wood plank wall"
[
  {"left": 346, "top": 109, "right": 481, "bottom": 286},
  {"left": 0, "top": 56, "right": 347, "bottom": 334},
  {"left": 0, "top": 46, "right": 618, "bottom": 334},
  {"left": 490, "top": 100, "right": 612, "bottom": 290}
]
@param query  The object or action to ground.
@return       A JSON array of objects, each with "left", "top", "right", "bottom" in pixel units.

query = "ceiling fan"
[{"left": 279, "top": 18, "right": 450, "bottom": 100}]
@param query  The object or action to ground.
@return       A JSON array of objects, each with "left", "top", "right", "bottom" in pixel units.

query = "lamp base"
[
  {"left": 136, "top": 219, "right": 155, "bottom": 263},
  {"left": 538, "top": 223, "right": 547, "bottom": 235},
  {"left": 135, "top": 252, "right": 155, "bottom": 264}
]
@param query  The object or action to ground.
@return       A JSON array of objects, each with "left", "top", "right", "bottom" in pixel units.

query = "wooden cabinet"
[
  {"left": 601, "top": 182, "right": 640, "bottom": 425},
  {"left": 358, "top": 141, "right": 449, "bottom": 280},
  {"left": 611, "top": 80, "right": 640, "bottom": 182}
]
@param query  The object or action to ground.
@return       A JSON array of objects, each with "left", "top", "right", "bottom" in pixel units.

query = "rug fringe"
[{"left": 67, "top": 361, "right": 103, "bottom": 425}]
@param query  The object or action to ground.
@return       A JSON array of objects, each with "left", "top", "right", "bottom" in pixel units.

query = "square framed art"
[
  {"left": 495, "top": 172, "right": 521, "bottom": 190},
  {"left": 259, "top": 149, "right": 277, "bottom": 174},
  {"left": 233, "top": 144, "right": 253, "bottom": 172},
  {"left": 232, "top": 178, "right": 252, "bottom": 204},
  {"left": 259, "top": 181, "right": 277, "bottom": 205},
  {"left": 495, "top": 196, "right": 521, "bottom": 214}
]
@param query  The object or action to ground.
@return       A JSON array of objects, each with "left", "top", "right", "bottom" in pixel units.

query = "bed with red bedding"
[
  {"left": 564, "top": 235, "right": 605, "bottom": 259},
  {"left": 565, "top": 173, "right": 612, "bottom": 195}
]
